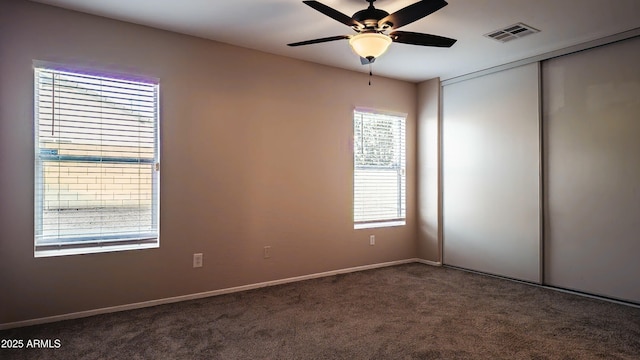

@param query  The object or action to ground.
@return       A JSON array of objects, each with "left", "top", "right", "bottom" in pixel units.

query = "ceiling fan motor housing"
[{"left": 352, "top": 5, "right": 390, "bottom": 30}]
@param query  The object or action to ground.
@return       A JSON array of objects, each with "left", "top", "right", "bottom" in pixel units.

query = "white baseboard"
[
  {"left": 415, "top": 259, "right": 442, "bottom": 266},
  {"left": 1, "top": 258, "right": 426, "bottom": 330}
]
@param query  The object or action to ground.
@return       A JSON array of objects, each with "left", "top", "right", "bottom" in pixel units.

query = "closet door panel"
[
  {"left": 443, "top": 63, "right": 541, "bottom": 283},
  {"left": 543, "top": 36, "right": 640, "bottom": 303}
]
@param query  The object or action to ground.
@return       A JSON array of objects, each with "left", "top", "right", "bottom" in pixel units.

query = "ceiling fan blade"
[
  {"left": 287, "top": 35, "right": 350, "bottom": 47},
  {"left": 380, "top": 0, "right": 448, "bottom": 30},
  {"left": 390, "top": 31, "right": 457, "bottom": 47},
  {"left": 302, "top": 1, "right": 363, "bottom": 28},
  {"left": 360, "top": 57, "right": 376, "bottom": 65}
]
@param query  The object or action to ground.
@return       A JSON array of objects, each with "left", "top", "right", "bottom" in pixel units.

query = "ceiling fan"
[{"left": 288, "top": 0, "right": 457, "bottom": 64}]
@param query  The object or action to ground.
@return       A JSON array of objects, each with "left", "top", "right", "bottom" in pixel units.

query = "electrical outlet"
[
  {"left": 370, "top": 235, "right": 375, "bottom": 246},
  {"left": 193, "top": 253, "right": 203, "bottom": 268},
  {"left": 263, "top": 246, "right": 272, "bottom": 259}
]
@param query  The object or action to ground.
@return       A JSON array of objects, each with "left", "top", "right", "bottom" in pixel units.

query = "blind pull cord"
[
  {"left": 360, "top": 113, "right": 365, "bottom": 155},
  {"left": 51, "top": 73, "right": 56, "bottom": 136}
]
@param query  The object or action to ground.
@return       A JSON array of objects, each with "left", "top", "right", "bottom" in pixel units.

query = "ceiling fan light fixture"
[{"left": 349, "top": 33, "right": 392, "bottom": 59}]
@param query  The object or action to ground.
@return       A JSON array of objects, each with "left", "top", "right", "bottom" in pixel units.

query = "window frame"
[
  {"left": 353, "top": 107, "right": 407, "bottom": 229},
  {"left": 33, "top": 62, "right": 160, "bottom": 257}
]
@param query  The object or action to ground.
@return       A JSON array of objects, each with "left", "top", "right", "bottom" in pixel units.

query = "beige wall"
[
  {"left": 0, "top": 0, "right": 418, "bottom": 324},
  {"left": 416, "top": 79, "right": 441, "bottom": 262}
]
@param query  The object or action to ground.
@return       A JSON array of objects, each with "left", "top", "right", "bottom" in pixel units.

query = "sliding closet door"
[
  {"left": 442, "top": 63, "right": 541, "bottom": 283},
  {"left": 543, "top": 37, "right": 640, "bottom": 303}
]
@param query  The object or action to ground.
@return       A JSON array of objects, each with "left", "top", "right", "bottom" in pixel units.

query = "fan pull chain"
[{"left": 369, "top": 63, "right": 372, "bottom": 86}]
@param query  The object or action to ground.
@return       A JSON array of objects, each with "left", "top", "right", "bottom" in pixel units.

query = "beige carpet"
[{"left": 1, "top": 263, "right": 639, "bottom": 359}]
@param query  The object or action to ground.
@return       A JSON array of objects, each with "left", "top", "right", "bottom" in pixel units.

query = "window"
[
  {"left": 34, "top": 64, "right": 159, "bottom": 257},
  {"left": 353, "top": 108, "right": 406, "bottom": 229}
]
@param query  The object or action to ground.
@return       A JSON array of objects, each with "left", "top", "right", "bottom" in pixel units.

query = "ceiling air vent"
[{"left": 484, "top": 23, "right": 540, "bottom": 43}]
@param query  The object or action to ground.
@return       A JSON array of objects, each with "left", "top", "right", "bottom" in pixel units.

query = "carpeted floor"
[{"left": 1, "top": 263, "right": 639, "bottom": 359}]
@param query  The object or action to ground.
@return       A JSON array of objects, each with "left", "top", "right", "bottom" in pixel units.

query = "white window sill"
[
  {"left": 35, "top": 241, "right": 159, "bottom": 258},
  {"left": 354, "top": 221, "right": 406, "bottom": 230}
]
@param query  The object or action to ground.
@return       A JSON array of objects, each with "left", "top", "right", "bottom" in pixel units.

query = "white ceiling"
[{"left": 31, "top": 0, "right": 640, "bottom": 82}]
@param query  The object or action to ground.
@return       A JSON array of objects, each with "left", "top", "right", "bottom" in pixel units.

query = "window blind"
[
  {"left": 34, "top": 66, "right": 159, "bottom": 254},
  {"left": 353, "top": 109, "right": 406, "bottom": 227}
]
